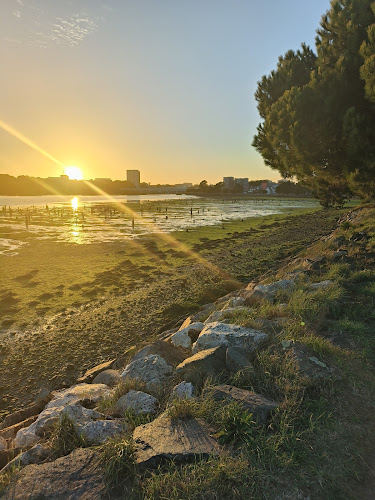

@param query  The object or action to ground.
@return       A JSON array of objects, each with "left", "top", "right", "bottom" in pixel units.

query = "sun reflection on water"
[{"left": 71, "top": 197, "right": 79, "bottom": 211}]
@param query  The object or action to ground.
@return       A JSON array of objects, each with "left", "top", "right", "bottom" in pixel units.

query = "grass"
[
  {"left": 49, "top": 412, "right": 87, "bottom": 458},
  {"left": 99, "top": 436, "right": 137, "bottom": 496}
]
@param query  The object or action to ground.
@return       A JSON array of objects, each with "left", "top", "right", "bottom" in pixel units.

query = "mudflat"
[{"left": 0, "top": 207, "right": 344, "bottom": 417}]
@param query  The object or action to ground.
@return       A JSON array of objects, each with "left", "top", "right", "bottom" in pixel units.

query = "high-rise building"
[
  {"left": 127, "top": 170, "right": 140, "bottom": 189},
  {"left": 223, "top": 177, "right": 235, "bottom": 190}
]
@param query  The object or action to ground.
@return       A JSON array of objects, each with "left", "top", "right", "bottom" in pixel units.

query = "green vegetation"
[
  {"left": 49, "top": 412, "right": 87, "bottom": 458},
  {"left": 99, "top": 436, "right": 137, "bottom": 496},
  {"left": 253, "top": 0, "right": 375, "bottom": 207}
]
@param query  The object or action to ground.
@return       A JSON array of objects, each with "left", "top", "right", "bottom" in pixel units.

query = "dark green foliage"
[{"left": 253, "top": 0, "right": 375, "bottom": 207}]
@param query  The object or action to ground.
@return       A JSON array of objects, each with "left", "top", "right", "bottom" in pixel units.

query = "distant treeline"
[{"left": 0, "top": 174, "right": 136, "bottom": 196}]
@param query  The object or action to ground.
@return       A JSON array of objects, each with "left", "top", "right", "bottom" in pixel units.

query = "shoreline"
[{"left": 0, "top": 207, "right": 345, "bottom": 417}]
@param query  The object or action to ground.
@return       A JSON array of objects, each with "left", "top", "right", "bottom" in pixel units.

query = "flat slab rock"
[
  {"left": 207, "top": 385, "right": 277, "bottom": 424},
  {"left": 3, "top": 448, "right": 106, "bottom": 500},
  {"left": 192, "top": 322, "right": 268, "bottom": 354},
  {"left": 133, "top": 414, "right": 221, "bottom": 469}
]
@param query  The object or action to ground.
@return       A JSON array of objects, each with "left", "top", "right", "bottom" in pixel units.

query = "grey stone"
[
  {"left": 92, "top": 369, "right": 121, "bottom": 387},
  {"left": 2, "top": 448, "right": 106, "bottom": 500},
  {"left": 171, "top": 382, "right": 194, "bottom": 400},
  {"left": 77, "top": 419, "right": 125, "bottom": 444},
  {"left": 133, "top": 414, "right": 220, "bottom": 469},
  {"left": 175, "top": 346, "right": 227, "bottom": 382},
  {"left": 1, "top": 444, "right": 49, "bottom": 474},
  {"left": 226, "top": 346, "right": 253, "bottom": 373},
  {"left": 170, "top": 322, "right": 204, "bottom": 349},
  {"left": 77, "top": 359, "right": 115, "bottom": 383},
  {"left": 192, "top": 322, "right": 268, "bottom": 354},
  {"left": 245, "top": 279, "right": 295, "bottom": 305},
  {"left": 121, "top": 354, "right": 173, "bottom": 390},
  {"left": 309, "top": 280, "right": 332, "bottom": 290},
  {"left": 204, "top": 307, "right": 249, "bottom": 325},
  {"left": 206, "top": 385, "right": 277, "bottom": 424},
  {"left": 131, "top": 340, "right": 187, "bottom": 367},
  {"left": 116, "top": 390, "right": 158, "bottom": 415}
]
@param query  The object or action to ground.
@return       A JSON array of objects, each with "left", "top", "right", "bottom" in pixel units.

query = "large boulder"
[
  {"left": 192, "top": 322, "right": 268, "bottom": 354},
  {"left": 131, "top": 340, "right": 187, "bottom": 367},
  {"left": 92, "top": 369, "right": 121, "bottom": 387},
  {"left": 2, "top": 448, "right": 105, "bottom": 500},
  {"left": 170, "top": 322, "right": 204, "bottom": 349},
  {"left": 245, "top": 279, "right": 295, "bottom": 305},
  {"left": 121, "top": 354, "right": 173, "bottom": 390},
  {"left": 133, "top": 414, "right": 221, "bottom": 469},
  {"left": 116, "top": 390, "right": 158, "bottom": 416},
  {"left": 226, "top": 346, "right": 253, "bottom": 373},
  {"left": 13, "top": 384, "right": 112, "bottom": 449},
  {"left": 175, "top": 346, "right": 227, "bottom": 382},
  {"left": 206, "top": 385, "right": 277, "bottom": 424}
]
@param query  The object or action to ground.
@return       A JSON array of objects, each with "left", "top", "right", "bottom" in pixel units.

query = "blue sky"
[{"left": 1, "top": 0, "right": 331, "bottom": 183}]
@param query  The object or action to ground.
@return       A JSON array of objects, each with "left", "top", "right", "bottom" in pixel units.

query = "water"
[{"left": 0, "top": 195, "right": 318, "bottom": 255}]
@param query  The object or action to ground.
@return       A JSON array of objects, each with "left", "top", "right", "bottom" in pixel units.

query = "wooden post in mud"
[{"left": 132, "top": 218, "right": 135, "bottom": 231}]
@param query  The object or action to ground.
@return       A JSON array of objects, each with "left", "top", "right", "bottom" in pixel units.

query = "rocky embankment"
[{"left": 0, "top": 207, "right": 372, "bottom": 499}]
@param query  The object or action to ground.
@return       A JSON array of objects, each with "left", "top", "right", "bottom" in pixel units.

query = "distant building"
[
  {"left": 234, "top": 178, "right": 249, "bottom": 192},
  {"left": 127, "top": 170, "right": 140, "bottom": 189},
  {"left": 223, "top": 177, "right": 235, "bottom": 190}
]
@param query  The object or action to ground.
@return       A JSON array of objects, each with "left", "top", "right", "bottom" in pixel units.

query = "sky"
[{"left": 0, "top": 0, "right": 331, "bottom": 184}]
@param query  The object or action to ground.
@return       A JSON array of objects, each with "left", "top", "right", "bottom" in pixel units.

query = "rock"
[
  {"left": 333, "top": 250, "right": 348, "bottom": 260},
  {"left": 131, "top": 340, "right": 187, "bottom": 367},
  {"left": 223, "top": 297, "right": 246, "bottom": 309},
  {"left": 13, "top": 385, "right": 111, "bottom": 450},
  {"left": 309, "top": 280, "right": 332, "bottom": 290},
  {"left": 331, "top": 235, "right": 348, "bottom": 248},
  {"left": 112, "top": 345, "right": 137, "bottom": 369},
  {"left": 0, "top": 416, "right": 37, "bottom": 441},
  {"left": 13, "top": 425, "right": 40, "bottom": 450},
  {"left": 192, "top": 322, "right": 268, "bottom": 354},
  {"left": 226, "top": 346, "right": 253, "bottom": 373},
  {"left": 204, "top": 307, "right": 249, "bottom": 325},
  {"left": 34, "top": 387, "right": 53, "bottom": 407},
  {"left": 34, "top": 404, "right": 103, "bottom": 437},
  {"left": 175, "top": 346, "right": 227, "bottom": 382},
  {"left": 2, "top": 448, "right": 106, "bottom": 500},
  {"left": 0, "top": 404, "right": 43, "bottom": 431},
  {"left": 284, "top": 342, "right": 334, "bottom": 379},
  {"left": 245, "top": 279, "right": 295, "bottom": 306},
  {"left": 77, "top": 359, "right": 116, "bottom": 383},
  {"left": 92, "top": 369, "right": 121, "bottom": 387},
  {"left": 48, "top": 383, "right": 111, "bottom": 409},
  {"left": 133, "top": 414, "right": 220, "bottom": 469},
  {"left": 309, "top": 256, "right": 327, "bottom": 271},
  {"left": 0, "top": 436, "right": 7, "bottom": 451},
  {"left": 171, "top": 382, "right": 194, "bottom": 400},
  {"left": 206, "top": 385, "right": 277, "bottom": 424},
  {"left": 121, "top": 354, "right": 173, "bottom": 390},
  {"left": 77, "top": 419, "right": 125, "bottom": 444},
  {"left": 170, "top": 322, "right": 204, "bottom": 349},
  {"left": 1, "top": 444, "right": 49, "bottom": 474},
  {"left": 116, "top": 390, "right": 158, "bottom": 415}
]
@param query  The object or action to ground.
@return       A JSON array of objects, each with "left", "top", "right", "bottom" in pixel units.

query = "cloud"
[{"left": 13, "top": 9, "right": 21, "bottom": 18}]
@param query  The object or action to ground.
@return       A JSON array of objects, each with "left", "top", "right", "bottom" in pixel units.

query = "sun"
[{"left": 64, "top": 166, "right": 83, "bottom": 180}]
